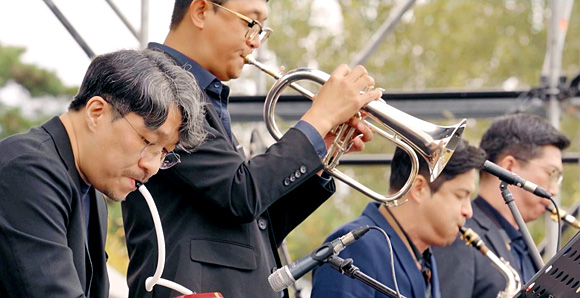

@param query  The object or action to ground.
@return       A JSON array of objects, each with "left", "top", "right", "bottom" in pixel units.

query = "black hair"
[
  {"left": 170, "top": 0, "right": 268, "bottom": 30},
  {"left": 480, "top": 113, "right": 570, "bottom": 164},
  {"left": 389, "top": 139, "right": 486, "bottom": 193}
]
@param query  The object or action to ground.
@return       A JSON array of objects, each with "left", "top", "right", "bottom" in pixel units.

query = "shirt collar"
[
  {"left": 148, "top": 42, "right": 218, "bottom": 91},
  {"left": 475, "top": 196, "right": 522, "bottom": 241}
]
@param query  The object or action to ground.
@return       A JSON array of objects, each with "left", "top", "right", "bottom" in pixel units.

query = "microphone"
[
  {"left": 481, "top": 160, "right": 552, "bottom": 199},
  {"left": 268, "top": 225, "right": 370, "bottom": 292}
]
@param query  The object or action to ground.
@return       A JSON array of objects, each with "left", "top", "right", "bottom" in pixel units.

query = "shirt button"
[
  {"left": 300, "top": 165, "right": 307, "bottom": 174},
  {"left": 294, "top": 170, "right": 301, "bottom": 178},
  {"left": 283, "top": 178, "right": 291, "bottom": 186},
  {"left": 289, "top": 174, "right": 296, "bottom": 182},
  {"left": 258, "top": 219, "right": 268, "bottom": 230}
]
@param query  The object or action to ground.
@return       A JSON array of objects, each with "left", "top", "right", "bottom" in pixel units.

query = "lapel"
[
  {"left": 366, "top": 203, "right": 426, "bottom": 298},
  {"left": 42, "top": 117, "right": 94, "bottom": 290},
  {"left": 86, "top": 189, "right": 108, "bottom": 296},
  {"left": 203, "top": 97, "right": 245, "bottom": 157},
  {"left": 471, "top": 199, "right": 517, "bottom": 266}
]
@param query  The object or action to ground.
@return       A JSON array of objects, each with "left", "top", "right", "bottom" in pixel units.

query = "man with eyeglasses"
[
  {"left": 0, "top": 49, "right": 206, "bottom": 297},
  {"left": 432, "top": 113, "right": 570, "bottom": 298},
  {"left": 121, "top": 1, "right": 382, "bottom": 298}
]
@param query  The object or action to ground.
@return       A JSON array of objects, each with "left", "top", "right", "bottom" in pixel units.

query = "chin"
[{"left": 102, "top": 189, "right": 127, "bottom": 203}]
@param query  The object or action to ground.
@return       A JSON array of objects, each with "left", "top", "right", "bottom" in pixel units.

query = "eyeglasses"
[
  {"left": 120, "top": 116, "right": 181, "bottom": 170},
  {"left": 211, "top": 2, "right": 273, "bottom": 43},
  {"left": 522, "top": 159, "right": 563, "bottom": 187}
]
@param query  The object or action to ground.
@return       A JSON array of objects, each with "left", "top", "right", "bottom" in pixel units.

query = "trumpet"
[
  {"left": 245, "top": 55, "right": 467, "bottom": 206},
  {"left": 546, "top": 205, "right": 580, "bottom": 229},
  {"left": 459, "top": 226, "right": 522, "bottom": 298}
]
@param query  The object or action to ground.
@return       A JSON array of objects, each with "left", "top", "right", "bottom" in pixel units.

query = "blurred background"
[{"left": 1, "top": 1, "right": 579, "bottom": 297}]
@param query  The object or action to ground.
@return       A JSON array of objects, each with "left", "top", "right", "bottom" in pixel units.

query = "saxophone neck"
[{"left": 458, "top": 226, "right": 522, "bottom": 298}]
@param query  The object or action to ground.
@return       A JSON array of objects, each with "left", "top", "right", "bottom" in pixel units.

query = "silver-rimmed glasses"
[
  {"left": 120, "top": 115, "right": 181, "bottom": 170},
  {"left": 522, "top": 159, "right": 564, "bottom": 187},
  {"left": 211, "top": 2, "right": 273, "bottom": 43}
]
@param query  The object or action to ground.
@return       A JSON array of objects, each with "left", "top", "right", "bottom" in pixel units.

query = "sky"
[{"left": 0, "top": 0, "right": 174, "bottom": 87}]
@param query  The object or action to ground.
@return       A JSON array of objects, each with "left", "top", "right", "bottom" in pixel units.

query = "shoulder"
[
  {"left": 324, "top": 215, "right": 374, "bottom": 242},
  {"left": 0, "top": 128, "right": 72, "bottom": 199},
  {"left": 0, "top": 126, "right": 57, "bottom": 167}
]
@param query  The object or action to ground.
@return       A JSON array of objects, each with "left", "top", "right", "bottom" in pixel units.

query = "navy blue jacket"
[
  {"left": 432, "top": 197, "right": 518, "bottom": 298},
  {"left": 311, "top": 202, "right": 441, "bottom": 298}
]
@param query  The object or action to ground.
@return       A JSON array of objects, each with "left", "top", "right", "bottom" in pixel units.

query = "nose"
[
  {"left": 462, "top": 200, "right": 473, "bottom": 219},
  {"left": 246, "top": 35, "right": 261, "bottom": 49},
  {"left": 547, "top": 183, "right": 559, "bottom": 197},
  {"left": 138, "top": 157, "right": 160, "bottom": 180}
]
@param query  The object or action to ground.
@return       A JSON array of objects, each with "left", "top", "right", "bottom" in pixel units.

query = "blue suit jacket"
[{"left": 311, "top": 202, "right": 441, "bottom": 298}]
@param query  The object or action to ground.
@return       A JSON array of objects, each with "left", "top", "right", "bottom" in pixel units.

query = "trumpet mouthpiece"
[{"left": 244, "top": 54, "right": 255, "bottom": 64}]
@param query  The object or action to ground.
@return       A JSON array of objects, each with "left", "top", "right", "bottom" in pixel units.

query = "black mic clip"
[{"left": 311, "top": 242, "right": 335, "bottom": 263}]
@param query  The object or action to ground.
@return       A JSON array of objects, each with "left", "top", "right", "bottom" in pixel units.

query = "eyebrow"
[{"left": 244, "top": 8, "right": 267, "bottom": 22}]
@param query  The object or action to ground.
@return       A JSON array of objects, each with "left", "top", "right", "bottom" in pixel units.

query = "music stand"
[{"left": 516, "top": 230, "right": 580, "bottom": 298}]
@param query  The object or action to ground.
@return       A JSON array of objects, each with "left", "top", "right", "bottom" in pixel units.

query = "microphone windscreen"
[{"left": 268, "top": 266, "right": 294, "bottom": 292}]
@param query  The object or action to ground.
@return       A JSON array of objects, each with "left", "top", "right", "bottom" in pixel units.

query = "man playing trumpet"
[
  {"left": 121, "top": 1, "right": 382, "bottom": 297},
  {"left": 311, "top": 139, "right": 485, "bottom": 298},
  {"left": 433, "top": 113, "right": 570, "bottom": 298}
]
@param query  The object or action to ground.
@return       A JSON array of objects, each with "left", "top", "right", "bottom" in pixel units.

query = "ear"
[
  {"left": 497, "top": 155, "right": 518, "bottom": 172},
  {"left": 189, "top": 0, "right": 212, "bottom": 29},
  {"left": 84, "top": 96, "right": 108, "bottom": 132},
  {"left": 408, "top": 175, "right": 431, "bottom": 204}
]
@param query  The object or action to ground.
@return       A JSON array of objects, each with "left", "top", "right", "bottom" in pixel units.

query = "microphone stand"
[
  {"left": 499, "top": 182, "right": 545, "bottom": 269},
  {"left": 326, "top": 255, "right": 405, "bottom": 298}
]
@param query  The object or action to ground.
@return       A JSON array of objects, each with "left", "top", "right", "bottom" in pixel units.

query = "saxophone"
[
  {"left": 546, "top": 205, "right": 580, "bottom": 229},
  {"left": 459, "top": 226, "right": 522, "bottom": 298}
]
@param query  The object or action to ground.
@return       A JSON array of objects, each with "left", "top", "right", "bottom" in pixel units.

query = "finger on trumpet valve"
[{"left": 363, "top": 86, "right": 374, "bottom": 93}]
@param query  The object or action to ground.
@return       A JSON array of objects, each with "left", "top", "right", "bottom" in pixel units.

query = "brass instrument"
[
  {"left": 546, "top": 205, "right": 580, "bottom": 229},
  {"left": 245, "top": 54, "right": 467, "bottom": 206},
  {"left": 459, "top": 226, "right": 522, "bottom": 298}
]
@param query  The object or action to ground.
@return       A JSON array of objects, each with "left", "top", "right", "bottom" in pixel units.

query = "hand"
[
  {"left": 300, "top": 64, "right": 383, "bottom": 138},
  {"left": 323, "top": 117, "right": 373, "bottom": 153}
]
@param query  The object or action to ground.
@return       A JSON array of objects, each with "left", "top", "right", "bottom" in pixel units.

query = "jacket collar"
[{"left": 363, "top": 202, "right": 439, "bottom": 298}]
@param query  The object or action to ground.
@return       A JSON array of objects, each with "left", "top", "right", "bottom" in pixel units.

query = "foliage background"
[{"left": 1, "top": 1, "right": 580, "bottom": 297}]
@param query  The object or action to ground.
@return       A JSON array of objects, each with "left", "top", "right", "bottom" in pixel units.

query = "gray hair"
[{"left": 70, "top": 48, "right": 206, "bottom": 151}]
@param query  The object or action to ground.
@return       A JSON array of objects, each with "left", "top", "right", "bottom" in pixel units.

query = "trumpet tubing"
[
  {"left": 245, "top": 55, "right": 467, "bottom": 206},
  {"left": 459, "top": 226, "right": 522, "bottom": 298}
]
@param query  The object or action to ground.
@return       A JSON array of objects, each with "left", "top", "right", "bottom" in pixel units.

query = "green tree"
[{"left": 0, "top": 43, "right": 77, "bottom": 97}]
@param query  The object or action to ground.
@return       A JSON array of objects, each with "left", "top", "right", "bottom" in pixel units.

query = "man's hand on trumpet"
[
  {"left": 323, "top": 116, "right": 373, "bottom": 153},
  {"left": 300, "top": 64, "right": 383, "bottom": 139}
]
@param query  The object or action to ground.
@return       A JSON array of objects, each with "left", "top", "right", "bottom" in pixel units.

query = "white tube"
[{"left": 138, "top": 185, "right": 194, "bottom": 295}]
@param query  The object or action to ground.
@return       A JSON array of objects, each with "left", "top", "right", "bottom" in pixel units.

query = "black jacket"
[
  {"left": 122, "top": 46, "right": 335, "bottom": 298},
  {"left": 0, "top": 117, "right": 109, "bottom": 298},
  {"left": 432, "top": 197, "right": 517, "bottom": 298}
]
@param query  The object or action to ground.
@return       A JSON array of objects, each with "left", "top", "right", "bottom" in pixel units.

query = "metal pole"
[
  {"left": 105, "top": 0, "right": 140, "bottom": 40},
  {"left": 42, "top": 0, "right": 95, "bottom": 59},
  {"left": 541, "top": 0, "right": 574, "bottom": 259},
  {"left": 349, "top": 0, "right": 416, "bottom": 67},
  {"left": 140, "top": 0, "right": 149, "bottom": 49}
]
